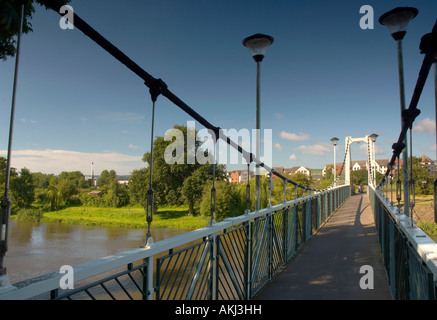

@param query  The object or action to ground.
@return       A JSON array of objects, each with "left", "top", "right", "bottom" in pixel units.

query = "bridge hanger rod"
[
  {"left": 379, "top": 20, "right": 437, "bottom": 188},
  {"left": 46, "top": 0, "right": 326, "bottom": 191}
]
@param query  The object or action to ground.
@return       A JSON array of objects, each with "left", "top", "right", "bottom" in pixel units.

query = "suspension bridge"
[{"left": 0, "top": 2, "right": 437, "bottom": 300}]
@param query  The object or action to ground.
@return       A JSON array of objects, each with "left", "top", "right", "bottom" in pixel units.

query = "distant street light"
[
  {"left": 379, "top": 6, "right": 418, "bottom": 217},
  {"left": 369, "top": 133, "right": 378, "bottom": 184},
  {"left": 243, "top": 33, "right": 274, "bottom": 211},
  {"left": 330, "top": 137, "right": 339, "bottom": 187},
  {"left": 434, "top": 61, "right": 437, "bottom": 223}
]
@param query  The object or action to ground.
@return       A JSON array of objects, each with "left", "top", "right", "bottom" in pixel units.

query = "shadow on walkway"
[{"left": 254, "top": 194, "right": 392, "bottom": 300}]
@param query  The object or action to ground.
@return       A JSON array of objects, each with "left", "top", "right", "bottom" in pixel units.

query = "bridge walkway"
[{"left": 254, "top": 194, "right": 392, "bottom": 300}]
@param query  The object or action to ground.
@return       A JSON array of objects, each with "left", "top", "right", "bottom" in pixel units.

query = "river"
[{"left": 5, "top": 219, "right": 190, "bottom": 285}]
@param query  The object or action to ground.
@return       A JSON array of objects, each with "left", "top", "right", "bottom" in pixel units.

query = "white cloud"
[
  {"left": 274, "top": 143, "right": 284, "bottom": 151},
  {"left": 288, "top": 154, "right": 297, "bottom": 160},
  {"left": 0, "top": 149, "right": 145, "bottom": 175},
  {"left": 275, "top": 113, "right": 284, "bottom": 119},
  {"left": 20, "top": 118, "right": 38, "bottom": 124},
  {"left": 280, "top": 131, "right": 310, "bottom": 141},
  {"left": 96, "top": 111, "right": 146, "bottom": 122},
  {"left": 295, "top": 142, "right": 331, "bottom": 156},
  {"left": 128, "top": 144, "right": 139, "bottom": 150},
  {"left": 414, "top": 117, "right": 435, "bottom": 135}
]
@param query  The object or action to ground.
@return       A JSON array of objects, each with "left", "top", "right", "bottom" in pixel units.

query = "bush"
[
  {"left": 16, "top": 208, "right": 43, "bottom": 222},
  {"left": 80, "top": 193, "right": 106, "bottom": 207},
  {"left": 199, "top": 181, "right": 245, "bottom": 222}
]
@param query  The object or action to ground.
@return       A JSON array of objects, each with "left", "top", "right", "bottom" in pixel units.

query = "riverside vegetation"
[{"left": 2, "top": 125, "right": 436, "bottom": 235}]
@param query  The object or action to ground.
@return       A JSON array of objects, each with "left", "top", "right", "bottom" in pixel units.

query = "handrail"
[
  {"left": 0, "top": 185, "right": 349, "bottom": 300},
  {"left": 369, "top": 185, "right": 437, "bottom": 299}
]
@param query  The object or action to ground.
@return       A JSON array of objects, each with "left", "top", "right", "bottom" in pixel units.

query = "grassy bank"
[
  {"left": 411, "top": 195, "right": 437, "bottom": 237},
  {"left": 40, "top": 206, "right": 210, "bottom": 230}
]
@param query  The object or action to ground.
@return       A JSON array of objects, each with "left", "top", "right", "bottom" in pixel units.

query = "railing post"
[
  {"left": 316, "top": 195, "right": 322, "bottom": 229},
  {"left": 268, "top": 211, "right": 273, "bottom": 280},
  {"left": 210, "top": 233, "right": 217, "bottom": 300},
  {"left": 283, "top": 207, "right": 288, "bottom": 264},
  {"left": 306, "top": 191, "right": 312, "bottom": 240},
  {"left": 244, "top": 221, "right": 251, "bottom": 299},
  {"left": 145, "top": 256, "right": 154, "bottom": 300},
  {"left": 324, "top": 192, "right": 328, "bottom": 221}
]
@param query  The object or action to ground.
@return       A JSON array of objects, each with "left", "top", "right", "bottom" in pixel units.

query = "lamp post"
[
  {"left": 434, "top": 59, "right": 437, "bottom": 223},
  {"left": 330, "top": 137, "right": 339, "bottom": 187},
  {"left": 0, "top": 4, "right": 25, "bottom": 293},
  {"left": 369, "top": 133, "right": 378, "bottom": 185},
  {"left": 379, "top": 6, "right": 418, "bottom": 217},
  {"left": 243, "top": 33, "right": 274, "bottom": 211}
]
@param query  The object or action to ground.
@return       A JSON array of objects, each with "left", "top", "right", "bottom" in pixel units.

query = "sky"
[{"left": 0, "top": 0, "right": 436, "bottom": 176}]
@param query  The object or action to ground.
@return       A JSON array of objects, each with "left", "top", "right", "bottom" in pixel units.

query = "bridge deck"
[{"left": 254, "top": 194, "right": 392, "bottom": 300}]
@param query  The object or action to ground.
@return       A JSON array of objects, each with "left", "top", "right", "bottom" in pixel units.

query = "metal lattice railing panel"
[
  {"left": 1, "top": 186, "right": 351, "bottom": 300},
  {"left": 156, "top": 238, "right": 213, "bottom": 300},
  {"left": 53, "top": 262, "right": 148, "bottom": 300},
  {"left": 250, "top": 215, "right": 271, "bottom": 296},
  {"left": 216, "top": 224, "right": 248, "bottom": 300},
  {"left": 369, "top": 186, "right": 437, "bottom": 300}
]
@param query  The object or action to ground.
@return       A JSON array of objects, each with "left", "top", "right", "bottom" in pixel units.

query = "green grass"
[{"left": 41, "top": 205, "right": 210, "bottom": 230}]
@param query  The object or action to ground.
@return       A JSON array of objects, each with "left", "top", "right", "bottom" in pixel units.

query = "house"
[
  {"left": 322, "top": 159, "right": 390, "bottom": 176},
  {"left": 284, "top": 166, "right": 311, "bottom": 176},
  {"left": 227, "top": 170, "right": 254, "bottom": 183},
  {"left": 421, "top": 154, "right": 437, "bottom": 176},
  {"left": 375, "top": 160, "right": 389, "bottom": 175},
  {"left": 87, "top": 191, "right": 102, "bottom": 197},
  {"left": 322, "top": 163, "right": 342, "bottom": 176},
  {"left": 352, "top": 160, "right": 368, "bottom": 171},
  {"left": 272, "top": 167, "right": 284, "bottom": 174},
  {"left": 228, "top": 171, "right": 240, "bottom": 183}
]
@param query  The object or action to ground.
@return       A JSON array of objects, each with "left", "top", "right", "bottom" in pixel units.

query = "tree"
[
  {"left": 351, "top": 169, "right": 368, "bottom": 188},
  {"left": 409, "top": 157, "right": 433, "bottom": 195},
  {"left": 104, "top": 178, "right": 129, "bottom": 208},
  {"left": 31, "top": 172, "right": 54, "bottom": 188},
  {"left": 128, "top": 168, "right": 149, "bottom": 208},
  {"left": 0, "top": 0, "right": 70, "bottom": 60},
  {"left": 199, "top": 181, "right": 244, "bottom": 222},
  {"left": 141, "top": 124, "right": 225, "bottom": 208},
  {"left": 10, "top": 167, "right": 34, "bottom": 208},
  {"left": 98, "top": 169, "right": 117, "bottom": 187},
  {"left": 395, "top": 156, "right": 434, "bottom": 196},
  {"left": 181, "top": 170, "right": 204, "bottom": 215},
  {"left": 317, "top": 165, "right": 334, "bottom": 190}
]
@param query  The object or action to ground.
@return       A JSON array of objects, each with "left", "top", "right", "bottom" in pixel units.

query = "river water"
[{"left": 5, "top": 220, "right": 189, "bottom": 285}]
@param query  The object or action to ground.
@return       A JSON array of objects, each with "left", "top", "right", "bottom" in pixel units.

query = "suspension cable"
[{"left": 45, "top": 0, "right": 352, "bottom": 193}]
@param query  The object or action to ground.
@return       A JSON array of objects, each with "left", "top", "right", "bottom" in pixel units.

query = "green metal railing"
[
  {"left": 0, "top": 186, "right": 349, "bottom": 300},
  {"left": 369, "top": 186, "right": 437, "bottom": 300}
]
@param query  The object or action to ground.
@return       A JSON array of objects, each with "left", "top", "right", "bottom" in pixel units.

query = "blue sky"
[{"left": 1, "top": 0, "right": 436, "bottom": 176}]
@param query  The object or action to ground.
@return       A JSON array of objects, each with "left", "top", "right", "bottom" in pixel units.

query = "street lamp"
[
  {"left": 369, "top": 133, "right": 378, "bottom": 185},
  {"left": 379, "top": 6, "right": 418, "bottom": 217},
  {"left": 330, "top": 137, "right": 339, "bottom": 187},
  {"left": 434, "top": 60, "right": 437, "bottom": 223},
  {"left": 379, "top": 7, "right": 418, "bottom": 41},
  {"left": 243, "top": 33, "right": 274, "bottom": 211}
]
